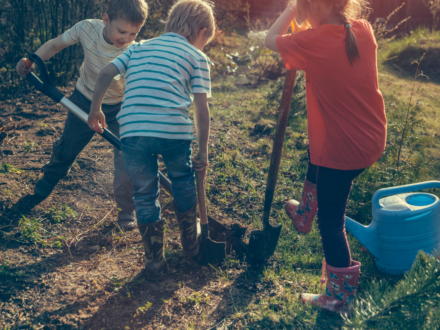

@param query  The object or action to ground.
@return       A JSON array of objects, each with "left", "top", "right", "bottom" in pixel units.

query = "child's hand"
[
  {"left": 16, "top": 58, "right": 35, "bottom": 76},
  {"left": 192, "top": 152, "right": 208, "bottom": 179},
  {"left": 288, "top": 0, "right": 299, "bottom": 15},
  {"left": 88, "top": 109, "right": 106, "bottom": 134}
]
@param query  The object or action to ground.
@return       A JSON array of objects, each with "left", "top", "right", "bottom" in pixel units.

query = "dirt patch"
[
  {"left": 388, "top": 46, "right": 440, "bottom": 81},
  {"left": 0, "top": 85, "right": 283, "bottom": 329}
]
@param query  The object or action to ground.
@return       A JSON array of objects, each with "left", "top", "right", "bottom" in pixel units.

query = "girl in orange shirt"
[{"left": 265, "top": 0, "right": 386, "bottom": 314}]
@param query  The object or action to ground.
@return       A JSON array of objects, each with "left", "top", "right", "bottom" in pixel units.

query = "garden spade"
[
  {"left": 246, "top": 69, "right": 297, "bottom": 265},
  {"left": 24, "top": 54, "right": 230, "bottom": 233},
  {"left": 194, "top": 171, "right": 226, "bottom": 265}
]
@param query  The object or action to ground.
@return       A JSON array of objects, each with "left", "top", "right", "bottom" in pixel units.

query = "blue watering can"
[{"left": 345, "top": 181, "right": 440, "bottom": 275}]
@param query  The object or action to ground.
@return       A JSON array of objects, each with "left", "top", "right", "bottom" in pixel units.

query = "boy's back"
[{"left": 112, "top": 32, "right": 211, "bottom": 140}]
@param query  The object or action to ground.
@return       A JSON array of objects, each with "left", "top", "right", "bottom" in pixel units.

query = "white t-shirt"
[{"left": 62, "top": 19, "right": 131, "bottom": 104}]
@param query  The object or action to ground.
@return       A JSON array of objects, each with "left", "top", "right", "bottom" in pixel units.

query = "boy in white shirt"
[{"left": 15, "top": 0, "right": 148, "bottom": 230}]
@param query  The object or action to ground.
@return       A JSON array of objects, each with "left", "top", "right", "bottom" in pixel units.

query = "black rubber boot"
[
  {"left": 16, "top": 177, "right": 58, "bottom": 214},
  {"left": 15, "top": 194, "right": 46, "bottom": 214},
  {"left": 34, "top": 176, "right": 57, "bottom": 199},
  {"left": 175, "top": 203, "right": 200, "bottom": 257},
  {"left": 138, "top": 221, "right": 167, "bottom": 281}
]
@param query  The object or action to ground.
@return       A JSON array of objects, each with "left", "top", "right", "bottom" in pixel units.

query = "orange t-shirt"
[{"left": 276, "top": 19, "right": 386, "bottom": 170}]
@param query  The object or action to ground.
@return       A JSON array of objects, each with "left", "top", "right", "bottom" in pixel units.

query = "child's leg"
[
  {"left": 301, "top": 166, "right": 364, "bottom": 314},
  {"left": 285, "top": 151, "right": 318, "bottom": 233},
  {"left": 121, "top": 136, "right": 166, "bottom": 280},
  {"left": 159, "top": 139, "right": 199, "bottom": 257},
  {"left": 37, "top": 90, "right": 96, "bottom": 197},
  {"left": 120, "top": 137, "right": 161, "bottom": 224},
  {"left": 105, "top": 108, "right": 136, "bottom": 230},
  {"left": 316, "top": 166, "right": 364, "bottom": 268},
  {"left": 160, "top": 140, "right": 196, "bottom": 213},
  {"left": 305, "top": 154, "right": 318, "bottom": 184}
]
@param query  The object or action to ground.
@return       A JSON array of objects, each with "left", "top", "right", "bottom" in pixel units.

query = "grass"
[
  {"left": 2, "top": 26, "right": 440, "bottom": 329},
  {"left": 189, "top": 28, "right": 440, "bottom": 328},
  {"left": 376, "top": 28, "right": 440, "bottom": 158}
]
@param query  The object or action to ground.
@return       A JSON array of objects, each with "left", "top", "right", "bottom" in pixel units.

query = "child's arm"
[
  {"left": 16, "top": 35, "right": 68, "bottom": 75},
  {"left": 265, "top": 2, "right": 298, "bottom": 52},
  {"left": 192, "top": 93, "right": 210, "bottom": 177},
  {"left": 88, "top": 63, "right": 120, "bottom": 133}
]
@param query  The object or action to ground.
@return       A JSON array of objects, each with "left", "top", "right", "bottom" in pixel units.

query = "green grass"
[
  {"left": 3, "top": 27, "right": 440, "bottom": 329},
  {"left": 377, "top": 28, "right": 440, "bottom": 70},
  {"left": 376, "top": 28, "right": 440, "bottom": 158},
  {"left": 190, "top": 28, "right": 440, "bottom": 328}
]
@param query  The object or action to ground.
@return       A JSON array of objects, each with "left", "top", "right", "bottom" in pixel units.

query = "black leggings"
[{"left": 306, "top": 157, "right": 364, "bottom": 268}]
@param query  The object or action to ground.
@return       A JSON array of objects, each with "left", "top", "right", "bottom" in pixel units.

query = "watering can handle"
[{"left": 372, "top": 181, "right": 440, "bottom": 210}]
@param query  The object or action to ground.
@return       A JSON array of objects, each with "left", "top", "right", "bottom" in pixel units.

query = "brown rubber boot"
[
  {"left": 138, "top": 221, "right": 167, "bottom": 281},
  {"left": 175, "top": 203, "right": 200, "bottom": 257}
]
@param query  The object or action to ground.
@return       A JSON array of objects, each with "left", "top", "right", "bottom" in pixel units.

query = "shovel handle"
[
  {"left": 262, "top": 69, "right": 297, "bottom": 229},
  {"left": 196, "top": 171, "right": 208, "bottom": 226}
]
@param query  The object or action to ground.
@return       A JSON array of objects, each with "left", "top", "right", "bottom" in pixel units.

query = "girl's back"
[{"left": 277, "top": 19, "right": 386, "bottom": 170}]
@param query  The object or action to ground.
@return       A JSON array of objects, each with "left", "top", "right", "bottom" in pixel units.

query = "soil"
[
  {"left": 388, "top": 46, "right": 440, "bottom": 81},
  {"left": 0, "top": 84, "right": 282, "bottom": 329}
]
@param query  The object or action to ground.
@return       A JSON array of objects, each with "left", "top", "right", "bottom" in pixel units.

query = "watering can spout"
[{"left": 345, "top": 216, "right": 380, "bottom": 260}]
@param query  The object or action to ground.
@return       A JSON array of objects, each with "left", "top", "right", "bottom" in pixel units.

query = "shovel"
[
  {"left": 194, "top": 171, "right": 226, "bottom": 265},
  {"left": 24, "top": 53, "right": 230, "bottom": 233},
  {"left": 246, "top": 69, "right": 297, "bottom": 265}
]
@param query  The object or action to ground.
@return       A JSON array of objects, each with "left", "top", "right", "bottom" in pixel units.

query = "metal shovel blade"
[
  {"left": 196, "top": 224, "right": 226, "bottom": 266},
  {"left": 244, "top": 70, "right": 297, "bottom": 266},
  {"left": 195, "top": 173, "right": 227, "bottom": 266},
  {"left": 246, "top": 223, "right": 282, "bottom": 265}
]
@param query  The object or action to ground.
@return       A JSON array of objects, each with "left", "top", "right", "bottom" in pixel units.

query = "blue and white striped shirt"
[{"left": 112, "top": 32, "right": 212, "bottom": 140}]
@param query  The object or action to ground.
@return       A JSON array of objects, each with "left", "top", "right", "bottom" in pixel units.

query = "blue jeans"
[{"left": 121, "top": 137, "right": 196, "bottom": 224}]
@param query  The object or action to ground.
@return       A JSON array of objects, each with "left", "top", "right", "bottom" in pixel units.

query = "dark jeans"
[
  {"left": 41, "top": 89, "right": 134, "bottom": 212},
  {"left": 306, "top": 157, "right": 364, "bottom": 268},
  {"left": 121, "top": 136, "right": 196, "bottom": 224}
]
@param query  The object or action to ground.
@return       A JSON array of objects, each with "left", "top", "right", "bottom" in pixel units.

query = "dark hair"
[
  {"left": 107, "top": 0, "right": 149, "bottom": 25},
  {"left": 297, "top": 0, "right": 367, "bottom": 66}
]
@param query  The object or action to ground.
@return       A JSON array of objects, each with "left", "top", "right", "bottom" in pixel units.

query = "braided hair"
[{"left": 297, "top": 0, "right": 368, "bottom": 66}]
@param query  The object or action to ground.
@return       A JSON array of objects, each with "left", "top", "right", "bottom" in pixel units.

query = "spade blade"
[{"left": 246, "top": 224, "right": 282, "bottom": 265}]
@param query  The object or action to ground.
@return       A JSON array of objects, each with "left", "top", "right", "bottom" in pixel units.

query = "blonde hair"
[
  {"left": 165, "top": 0, "right": 216, "bottom": 44},
  {"left": 107, "top": 0, "right": 149, "bottom": 25},
  {"left": 297, "top": 0, "right": 369, "bottom": 66}
]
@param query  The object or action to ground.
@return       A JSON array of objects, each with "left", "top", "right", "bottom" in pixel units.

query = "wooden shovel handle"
[
  {"left": 262, "top": 69, "right": 297, "bottom": 228},
  {"left": 195, "top": 171, "right": 208, "bottom": 226}
]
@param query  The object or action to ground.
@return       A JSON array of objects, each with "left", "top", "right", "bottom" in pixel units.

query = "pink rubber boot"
[
  {"left": 285, "top": 179, "right": 318, "bottom": 234},
  {"left": 302, "top": 259, "right": 361, "bottom": 315}
]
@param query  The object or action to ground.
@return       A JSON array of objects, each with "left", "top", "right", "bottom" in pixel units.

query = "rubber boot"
[
  {"left": 285, "top": 179, "right": 318, "bottom": 234},
  {"left": 16, "top": 176, "right": 58, "bottom": 213},
  {"left": 138, "top": 221, "right": 167, "bottom": 281},
  {"left": 302, "top": 259, "right": 361, "bottom": 315},
  {"left": 117, "top": 210, "right": 136, "bottom": 231},
  {"left": 34, "top": 176, "right": 58, "bottom": 199},
  {"left": 175, "top": 203, "right": 200, "bottom": 257}
]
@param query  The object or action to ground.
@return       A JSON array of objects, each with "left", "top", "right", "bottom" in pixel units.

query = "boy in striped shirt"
[
  {"left": 88, "top": 0, "right": 215, "bottom": 280},
  {"left": 15, "top": 0, "right": 148, "bottom": 230}
]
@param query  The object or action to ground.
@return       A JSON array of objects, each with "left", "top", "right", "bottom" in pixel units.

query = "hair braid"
[{"left": 335, "top": 8, "right": 361, "bottom": 66}]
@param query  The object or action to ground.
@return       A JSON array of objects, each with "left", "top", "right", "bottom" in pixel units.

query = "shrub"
[{"left": 344, "top": 252, "right": 440, "bottom": 329}]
